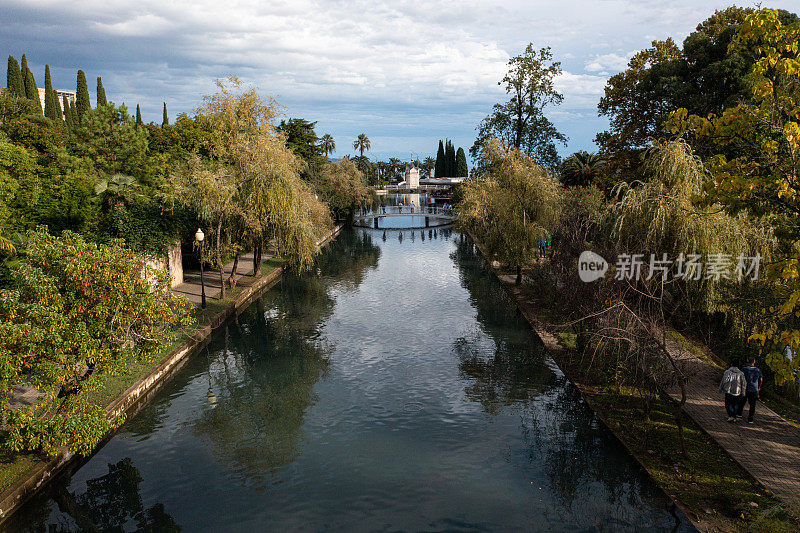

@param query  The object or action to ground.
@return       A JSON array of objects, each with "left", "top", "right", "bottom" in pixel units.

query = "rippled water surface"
[{"left": 9, "top": 224, "right": 693, "bottom": 532}]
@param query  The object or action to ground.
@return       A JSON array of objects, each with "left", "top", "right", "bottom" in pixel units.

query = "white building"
[
  {"left": 36, "top": 88, "right": 76, "bottom": 119},
  {"left": 404, "top": 166, "right": 420, "bottom": 188},
  {"left": 2, "top": 85, "right": 76, "bottom": 121}
]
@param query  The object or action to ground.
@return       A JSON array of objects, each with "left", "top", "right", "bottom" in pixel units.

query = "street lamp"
[{"left": 195, "top": 228, "right": 206, "bottom": 309}]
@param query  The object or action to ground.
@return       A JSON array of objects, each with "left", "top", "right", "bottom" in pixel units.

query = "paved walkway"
[
  {"left": 661, "top": 336, "right": 800, "bottom": 505},
  {"left": 173, "top": 252, "right": 275, "bottom": 305},
  {"left": 495, "top": 273, "right": 800, "bottom": 507}
]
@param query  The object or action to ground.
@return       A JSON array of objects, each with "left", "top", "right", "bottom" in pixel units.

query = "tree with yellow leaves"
[
  {"left": 172, "top": 78, "right": 332, "bottom": 298},
  {"left": 665, "top": 9, "right": 800, "bottom": 389}
]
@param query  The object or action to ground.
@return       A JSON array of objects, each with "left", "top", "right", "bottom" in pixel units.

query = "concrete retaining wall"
[{"left": 142, "top": 242, "right": 183, "bottom": 289}]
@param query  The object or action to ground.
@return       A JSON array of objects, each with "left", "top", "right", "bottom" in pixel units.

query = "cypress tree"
[
  {"left": 162, "top": 102, "right": 168, "bottom": 126},
  {"left": 54, "top": 90, "right": 63, "bottom": 123},
  {"left": 6, "top": 56, "right": 24, "bottom": 97},
  {"left": 445, "top": 140, "right": 456, "bottom": 177},
  {"left": 96, "top": 76, "right": 107, "bottom": 107},
  {"left": 69, "top": 99, "right": 78, "bottom": 128},
  {"left": 23, "top": 63, "right": 43, "bottom": 115},
  {"left": 435, "top": 140, "right": 445, "bottom": 178},
  {"left": 20, "top": 54, "right": 28, "bottom": 81},
  {"left": 456, "top": 147, "right": 468, "bottom": 177},
  {"left": 44, "top": 65, "right": 56, "bottom": 119},
  {"left": 63, "top": 94, "right": 72, "bottom": 129},
  {"left": 75, "top": 70, "right": 90, "bottom": 123},
  {"left": 135, "top": 104, "right": 142, "bottom": 127}
]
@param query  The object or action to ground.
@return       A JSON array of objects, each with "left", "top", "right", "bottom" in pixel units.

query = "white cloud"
[
  {"left": 584, "top": 52, "right": 634, "bottom": 73},
  {"left": 4, "top": 0, "right": 799, "bottom": 157}
]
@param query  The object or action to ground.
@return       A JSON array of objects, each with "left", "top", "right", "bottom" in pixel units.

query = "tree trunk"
[
  {"left": 216, "top": 217, "right": 225, "bottom": 299},
  {"left": 227, "top": 252, "right": 240, "bottom": 288},
  {"left": 676, "top": 380, "right": 688, "bottom": 457},
  {"left": 516, "top": 265, "right": 522, "bottom": 285},
  {"left": 253, "top": 242, "right": 263, "bottom": 277}
]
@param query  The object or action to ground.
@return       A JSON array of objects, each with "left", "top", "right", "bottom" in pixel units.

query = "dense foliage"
[
  {"left": 472, "top": 44, "right": 566, "bottom": 169},
  {"left": 0, "top": 229, "right": 193, "bottom": 454},
  {"left": 458, "top": 138, "right": 561, "bottom": 283}
]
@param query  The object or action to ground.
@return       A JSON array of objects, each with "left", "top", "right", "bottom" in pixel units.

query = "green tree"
[
  {"left": 43, "top": 64, "right": 56, "bottom": 120},
  {"left": 19, "top": 54, "right": 31, "bottom": 99},
  {"left": 445, "top": 140, "right": 456, "bottom": 176},
  {"left": 135, "top": 104, "right": 142, "bottom": 127},
  {"left": 319, "top": 133, "right": 335, "bottom": 157},
  {"left": 6, "top": 55, "right": 24, "bottom": 98},
  {"left": 472, "top": 44, "right": 566, "bottom": 168},
  {"left": 162, "top": 102, "right": 168, "bottom": 126},
  {"left": 62, "top": 94, "right": 73, "bottom": 130},
  {"left": 456, "top": 147, "right": 468, "bottom": 177},
  {"left": 0, "top": 229, "right": 193, "bottom": 455},
  {"left": 458, "top": 138, "right": 561, "bottom": 284},
  {"left": 172, "top": 78, "right": 332, "bottom": 297},
  {"left": 53, "top": 89, "right": 63, "bottom": 123},
  {"left": 435, "top": 140, "right": 444, "bottom": 178},
  {"left": 75, "top": 70, "right": 90, "bottom": 122},
  {"left": 665, "top": 9, "right": 800, "bottom": 388},
  {"left": 595, "top": 7, "right": 778, "bottom": 180},
  {"left": 278, "top": 118, "right": 322, "bottom": 164},
  {"left": 70, "top": 103, "right": 149, "bottom": 177},
  {"left": 560, "top": 151, "right": 605, "bottom": 187},
  {"left": 0, "top": 138, "right": 40, "bottom": 233},
  {"left": 353, "top": 133, "right": 371, "bottom": 158},
  {"left": 315, "top": 157, "right": 371, "bottom": 220},
  {"left": 68, "top": 98, "right": 78, "bottom": 129},
  {"left": 21, "top": 59, "right": 42, "bottom": 115},
  {"left": 96, "top": 76, "right": 107, "bottom": 107},
  {"left": 595, "top": 39, "right": 682, "bottom": 179},
  {"left": 611, "top": 140, "right": 771, "bottom": 312}
]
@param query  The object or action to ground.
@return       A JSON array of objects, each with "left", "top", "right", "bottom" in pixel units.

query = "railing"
[
  {"left": 379, "top": 184, "right": 449, "bottom": 191},
  {"left": 355, "top": 206, "right": 457, "bottom": 218}
]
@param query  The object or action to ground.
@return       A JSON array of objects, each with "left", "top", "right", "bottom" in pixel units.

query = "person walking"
[
  {"left": 739, "top": 356, "right": 764, "bottom": 423},
  {"left": 719, "top": 364, "right": 746, "bottom": 422}
]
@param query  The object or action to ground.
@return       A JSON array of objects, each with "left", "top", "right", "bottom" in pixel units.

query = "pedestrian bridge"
[{"left": 353, "top": 206, "right": 457, "bottom": 229}]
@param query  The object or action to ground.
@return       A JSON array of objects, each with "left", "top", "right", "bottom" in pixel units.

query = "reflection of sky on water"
[{"left": 8, "top": 226, "right": 693, "bottom": 532}]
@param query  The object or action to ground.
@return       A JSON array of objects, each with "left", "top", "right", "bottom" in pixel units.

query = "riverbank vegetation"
[
  {"left": 460, "top": 4, "right": 800, "bottom": 408},
  {"left": 458, "top": 6, "right": 800, "bottom": 527},
  {"left": 0, "top": 62, "right": 369, "bottom": 459}
]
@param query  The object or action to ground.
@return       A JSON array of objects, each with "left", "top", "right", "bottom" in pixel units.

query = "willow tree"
[
  {"left": 315, "top": 157, "right": 371, "bottom": 221},
  {"left": 611, "top": 139, "right": 773, "bottom": 312},
  {"left": 173, "top": 155, "right": 239, "bottom": 298},
  {"left": 458, "top": 137, "right": 561, "bottom": 283},
  {"left": 174, "top": 78, "right": 332, "bottom": 297},
  {"left": 664, "top": 9, "right": 800, "bottom": 388}
]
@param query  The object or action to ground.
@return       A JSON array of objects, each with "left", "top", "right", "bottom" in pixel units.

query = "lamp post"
[{"left": 195, "top": 228, "right": 206, "bottom": 309}]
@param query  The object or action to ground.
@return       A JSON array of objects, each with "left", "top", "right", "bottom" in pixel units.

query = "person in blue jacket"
[{"left": 739, "top": 356, "right": 763, "bottom": 423}]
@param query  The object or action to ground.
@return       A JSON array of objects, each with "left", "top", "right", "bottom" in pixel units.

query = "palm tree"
[
  {"left": 353, "top": 133, "right": 371, "bottom": 158},
  {"left": 423, "top": 156, "right": 435, "bottom": 170},
  {"left": 561, "top": 151, "right": 605, "bottom": 187},
  {"left": 387, "top": 157, "right": 401, "bottom": 181},
  {"left": 320, "top": 134, "right": 335, "bottom": 158}
]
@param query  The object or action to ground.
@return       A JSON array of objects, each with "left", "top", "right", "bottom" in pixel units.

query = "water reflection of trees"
[
  {"left": 451, "top": 236, "right": 682, "bottom": 530},
  {"left": 191, "top": 229, "right": 381, "bottom": 489},
  {"left": 12, "top": 458, "right": 180, "bottom": 532},
  {"left": 450, "top": 236, "right": 558, "bottom": 414}
]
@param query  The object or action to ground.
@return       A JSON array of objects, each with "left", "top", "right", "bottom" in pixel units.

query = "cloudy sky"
[{"left": 1, "top": 1, "right": 797, "bottom": 162}]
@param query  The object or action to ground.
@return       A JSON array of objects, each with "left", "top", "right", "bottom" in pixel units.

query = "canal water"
[{"left": 8, "top": 225, "right": 693, "bottom": 532}]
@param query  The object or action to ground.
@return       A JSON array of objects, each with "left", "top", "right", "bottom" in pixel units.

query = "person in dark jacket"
[
  {"left": 719, "top": 364, "right": 746, "bottom": 422},
  {"left": 739, "top": 356, "right": 764, "bottom": 423}
]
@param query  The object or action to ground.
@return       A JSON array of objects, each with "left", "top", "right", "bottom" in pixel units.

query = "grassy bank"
[
  {"left": 0, "top": 257, "right": 285, "bottom": 494},
  {"left": 555, "top": 331, "right": 798, "bottom": 531},
  {"left": 498, "top": 267, "right": 800, "bottom": 531}
]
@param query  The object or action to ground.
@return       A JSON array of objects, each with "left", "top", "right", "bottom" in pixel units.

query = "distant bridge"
[{"left": 353, "top": 206, "right": 457, "bottom": 229}]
